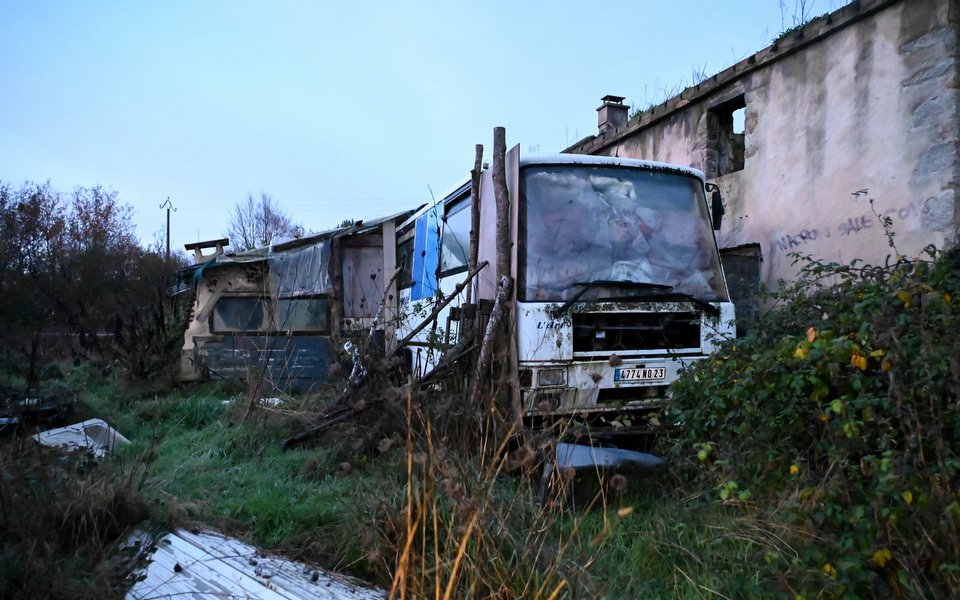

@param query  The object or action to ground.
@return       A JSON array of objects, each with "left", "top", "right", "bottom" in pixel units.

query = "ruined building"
[{"left": 566, "top": 0, "right": 958, "bottom": 306}]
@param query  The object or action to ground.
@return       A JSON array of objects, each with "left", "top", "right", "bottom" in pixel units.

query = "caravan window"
[
  {"left": 440, "top": 199, "right": 471, "bottom": 276},
  {"left": 275, "top": 298, "right": 329, "bottom": 332},
  {"left": 211, "top": 296, "right": 329, "bottom": 334},
  {"left": 211, "top": 297, "right": 269, "bottom": 333}
]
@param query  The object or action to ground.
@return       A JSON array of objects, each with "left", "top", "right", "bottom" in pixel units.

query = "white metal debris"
[
  {"left": 32, "top": 418, "right": 130, "bottom": 458},
  {"left": 542, "top": 442, "right": 664, "bottom": 489},
  {"left": 126, "top": 529, "right": 385, "bottom": 600},
  {"left": 552, "top": 442, "right": 664, "bottom": 473}
]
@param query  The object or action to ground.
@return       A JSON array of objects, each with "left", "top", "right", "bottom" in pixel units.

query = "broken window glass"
[
  {"left": 440, "top": 199, "right": 471, "bottom": 275},
  {"left": 518, "top": 165, "right": 728, "bottom": 303}
]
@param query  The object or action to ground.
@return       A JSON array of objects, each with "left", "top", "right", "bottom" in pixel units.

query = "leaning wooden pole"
[
  {"left": 466, "top": 144, "right": 483, "bottom": 308},
  {"left": 492, "top": 128, "right": 510, "bottom": 283},
  {"left": 468, "top": 127, "right": 519, "bottom": 428},
  {"left": 393, "top": 261, "right": 488, "bottom": 351},
  {"left": 469, "top": 274, "right": 511, "bottom": 415},
  {"left": 491, "top": 128, "right": 522, "bottom": 427}
]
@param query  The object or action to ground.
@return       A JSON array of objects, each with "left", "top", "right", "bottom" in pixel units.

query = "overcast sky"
[{"left": 0, "top": 0, "right": 845, "bottom": 253}]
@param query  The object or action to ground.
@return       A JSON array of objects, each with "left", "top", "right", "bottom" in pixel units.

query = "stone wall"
[{"left": 566, "top": 0, "right": 959, "bottom": 290}]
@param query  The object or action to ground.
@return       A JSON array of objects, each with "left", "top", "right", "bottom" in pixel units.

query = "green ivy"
[{"left": 669, "top": 246, "right": 960, "bottom": 598}]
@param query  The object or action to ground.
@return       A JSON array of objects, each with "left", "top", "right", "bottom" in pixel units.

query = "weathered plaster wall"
[
  {"left": 736, "top": 0, "right": 958, "bottom": 285},
  {"left": 575, "top": 0, "right": 958, "bottom": 289}
]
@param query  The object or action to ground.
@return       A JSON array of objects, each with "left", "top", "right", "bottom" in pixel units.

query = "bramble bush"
[{"left": 670, "top": 245, "right": 960, "bottom": 598}]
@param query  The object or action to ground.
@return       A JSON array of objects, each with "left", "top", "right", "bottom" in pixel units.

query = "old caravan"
[{"left": 179, "top": 213, "right": 412, "bottom": 392}]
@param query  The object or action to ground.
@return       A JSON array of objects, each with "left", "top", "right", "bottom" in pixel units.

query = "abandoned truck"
[
  {"left": 395, "top": 149, "right": 735, "bottom": 429},
  {"left": 179, "top": 150, "right": 735, "bottom": 429}
]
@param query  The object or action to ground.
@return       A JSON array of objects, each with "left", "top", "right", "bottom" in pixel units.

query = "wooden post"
[
  {"left": 465, "top": 127, "right": 519, "bottom": 430},
  {"left": 462, "top": 144, "right": 484, "bottom": 345},
  {"left": 330, "top": 238, "right": 342, "bottom": 338},
  {"left": 492, "top": 129, "right": 522, "bottom": 427},
  {"left": 381, "top": 219, "right": 398, "bottom": 352},
  {"left": 492, "top": 128, "right": 510, "bottom": 282},
  {"left": 467, "top": 144, "right": 483, "bottom": 305}
]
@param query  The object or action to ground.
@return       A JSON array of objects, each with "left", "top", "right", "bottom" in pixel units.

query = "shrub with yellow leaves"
[{"left": 669, "top": 244, "right": 960, "bottom": 598}]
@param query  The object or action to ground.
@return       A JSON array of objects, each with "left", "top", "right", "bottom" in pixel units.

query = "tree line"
[
  {"left": 1, "top": 180, "right": 324, "bottom": 391},
  {"left": 0, "top": 181, "right": 185, "bottom": 387}
]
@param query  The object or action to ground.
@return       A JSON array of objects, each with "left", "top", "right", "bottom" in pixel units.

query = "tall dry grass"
[
  {"left": 0, "top": 440, "right": 150, "bottom": 599},
  {"left": 382, "top": 387, "right": 633, "bottom": 599}
]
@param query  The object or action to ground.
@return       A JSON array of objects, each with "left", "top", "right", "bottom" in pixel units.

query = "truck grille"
[{"left": 572, "top": 312, "right": 701, "bottom": 353}]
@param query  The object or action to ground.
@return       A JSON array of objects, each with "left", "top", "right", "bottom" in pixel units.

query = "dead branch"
[
  {"left": 288, "top": 261, "right": 488, "bottom": 440},
  {"left": 280, "top": 331, "right": 485, "bottom": 451},
  {"left": 393, "top": 260, "right": 488, "bottom": 352},
  {"left": 466, "top": 144, "right": 483, "bottom": 306},
  {"left": 467, "top": 275, "right": 512, "bottom": 411},
  {"left": 492, "top": 128, "right": 510, "bottom": 280},
  {"left": 280, "top": 392, "right": 393, "bottom": 450}
]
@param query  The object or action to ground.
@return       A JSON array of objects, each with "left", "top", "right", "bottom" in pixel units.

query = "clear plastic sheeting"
[
  {"left": 269, "top": 240, "right": 332, "bottom": 299},
  {"left": 519, "top": 165, "right": 728, "bottom": 302}
]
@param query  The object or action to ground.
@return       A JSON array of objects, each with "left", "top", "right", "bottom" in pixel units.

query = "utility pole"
[{"left": 160, "top": 197, "right": 176, "bottom": 260}]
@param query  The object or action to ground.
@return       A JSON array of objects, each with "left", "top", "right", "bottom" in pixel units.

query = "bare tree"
[{"left": 226, "top": 193, "right": 302, "bottom": 251}]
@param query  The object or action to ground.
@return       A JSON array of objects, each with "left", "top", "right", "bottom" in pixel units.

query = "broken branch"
[{"left": 393, "top": 260, "right": 488, "bottom": 352}]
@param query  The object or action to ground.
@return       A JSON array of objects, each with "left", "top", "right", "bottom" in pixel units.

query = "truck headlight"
[{"left": 537, "top": 368, "right": 565, "bottom": 387}]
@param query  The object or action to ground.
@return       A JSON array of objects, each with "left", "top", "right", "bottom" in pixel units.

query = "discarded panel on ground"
[
  {"left": 127, "top": 529, "right": 385, "bottom": 600},
  {"left": 544, "top": 442, "right": 664, "bottom": 481},
  {"left": 32, "top": 418, "right": 130, "bottom": 458}
]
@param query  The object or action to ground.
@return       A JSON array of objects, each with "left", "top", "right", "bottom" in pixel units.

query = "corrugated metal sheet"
[{"left": 127, "top": 529, "right": 384, "bottom": 600}]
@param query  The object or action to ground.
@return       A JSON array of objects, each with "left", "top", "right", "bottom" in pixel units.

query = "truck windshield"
[{"left": 518, "top": 165, "right": 729, "bottom": 303}]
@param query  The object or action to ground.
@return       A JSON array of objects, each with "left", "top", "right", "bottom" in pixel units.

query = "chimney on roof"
[
  {"left": 597, "top": 95, "right": 628, "bottom": 134},
  {"left": 184, "top": 238, "right": 229, "bottom": 264}
]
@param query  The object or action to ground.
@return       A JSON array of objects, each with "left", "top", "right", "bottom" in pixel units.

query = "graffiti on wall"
[{"left": 773, "top": 198, "right": 923, "bottom": 252}]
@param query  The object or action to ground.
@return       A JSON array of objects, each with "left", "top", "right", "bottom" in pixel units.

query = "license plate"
[{"left": 614, "top": 367, "right": 666, "bottom": 382}]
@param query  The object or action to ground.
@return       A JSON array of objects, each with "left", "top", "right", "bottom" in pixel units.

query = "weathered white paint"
[
  {"left": 516, "top": 301, "right": 734, "bottom": 414},
  {"left": 567, "top": 0, "right": 959, "bottom": 290}
]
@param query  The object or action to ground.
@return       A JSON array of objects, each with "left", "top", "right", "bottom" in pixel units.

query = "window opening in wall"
[
  {"left": 275, "top": 298, "right": 330, "bottom": 333},
  {"left": 709, "top": 95, "right": 746, "bottom": 177}
]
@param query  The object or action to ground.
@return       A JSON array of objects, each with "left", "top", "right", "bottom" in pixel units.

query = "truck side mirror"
[{"left": 707, "top": 184, "right": 724, "bottom": 230}]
